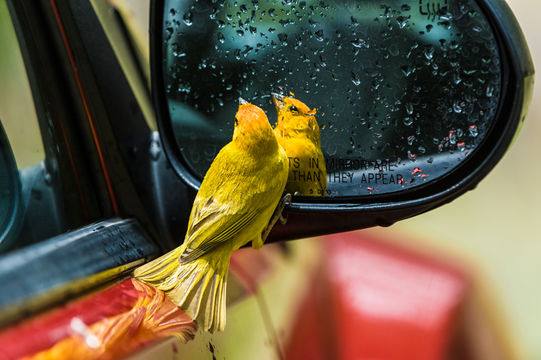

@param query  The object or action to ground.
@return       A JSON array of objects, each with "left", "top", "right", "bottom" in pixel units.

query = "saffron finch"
[
  {"left": 272, "top": 93, "right": 327, "bottom": 196},
  {"left": 134, "top": 100, "right": 289, "bottom": 332}
]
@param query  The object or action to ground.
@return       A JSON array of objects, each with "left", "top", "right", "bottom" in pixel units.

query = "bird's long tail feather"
[{"left": 134, "top": 247, "right": 229, "bottom": 333}]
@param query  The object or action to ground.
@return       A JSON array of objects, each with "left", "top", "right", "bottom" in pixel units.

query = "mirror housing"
[{"left": 150, "top": 0, "right": 534, "bottom": 241}]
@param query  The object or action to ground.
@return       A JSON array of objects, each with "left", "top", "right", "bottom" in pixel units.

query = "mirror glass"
[{"left": 161, "top": 0, "right": 501, "bottom": 196}]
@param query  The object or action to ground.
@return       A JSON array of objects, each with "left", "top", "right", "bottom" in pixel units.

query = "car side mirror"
[{"left": 150, "top": 0, "right": 533, "bottom": 240}]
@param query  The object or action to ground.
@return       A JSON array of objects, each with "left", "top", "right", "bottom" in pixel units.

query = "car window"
[
  {"left": 0, "top": 1, "right": 68, "bottom": 252},
  {"left": 161, "top": 0, "right": 501, "bottom": 196}
]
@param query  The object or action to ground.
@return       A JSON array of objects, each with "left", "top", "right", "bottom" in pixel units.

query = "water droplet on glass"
[
  {"left": 351, "top": 72, "right": 361, "bottom": 86},
  {"left": 278, "top": 33, "right": 288, "bottom": 43},
  {"left": 150, "top": 138, "right": 161, "bottom": 160},
  {"left": 183, "top": 11, "right": 193, "bottom": 26},
  {"left": 351, "top": 38, "right": 369, "bottom": 49},
  {"left": 396, "top": 16, "right": 409, "bottom": 29},
  {"left": 401, "top": 64, "right": 414, "bottom": 77},
  {"left": 279, "top": 19, "right": 292, "bottom": 27},
  {"left": 405, "top": 103, "right": 413, "bottom": 115},
  {"left": 453, "top": 101, "right": 463, "bottom": 113},
  {"left": 424, "top": 46, "right": 434, "bottom": 60},
  {"left": 315, "top": 29, "right": 324, "bottom": 42},
  {"left": 165, "top": 27, "right": 173, "bottom": 41},
  {"left": 469, "top": 125, "right": 479, "bottom": 137},
  {"left": 448, "top": 130, "right": 457, "bottom": 145},
  {"left": 403, "top": 117, "right": 413, "bottom": 126},
  {"left": 486, "top": 85, "right": 494, "bottom": 97},
  {"left": 217, "top": 32, "right": 225, "bottom": 43}
]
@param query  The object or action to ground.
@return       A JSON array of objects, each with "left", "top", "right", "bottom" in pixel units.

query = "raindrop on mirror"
[{"left": 162, "top": 0, "right": 502, "bottom": 197}]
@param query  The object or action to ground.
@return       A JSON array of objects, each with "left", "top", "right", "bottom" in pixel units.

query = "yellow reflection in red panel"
[{"left": 0, "top": 279, "right": 196, "bottom": 359}]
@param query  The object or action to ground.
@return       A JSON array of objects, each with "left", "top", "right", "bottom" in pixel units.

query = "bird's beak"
[
  {"left": 239, "top": 97, "right": 249, "bottom": 106},
  {"left": 271, "top": 92, "right": 286, "bottom": 111}
]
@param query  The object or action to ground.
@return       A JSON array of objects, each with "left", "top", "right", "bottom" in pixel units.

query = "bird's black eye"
[{"left": 289, "top": 105, "right": 298, "bottom": 112}]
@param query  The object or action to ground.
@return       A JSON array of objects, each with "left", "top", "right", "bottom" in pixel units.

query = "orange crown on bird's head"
[
  {"left": 272, "top": 93, "right": 320, "bottom": 145},
  {"left": 233, "top": 98, "right": 276, "bottom": 148},
  {"left": 272, "top": 93, "right": 316, "bottom": 116}
]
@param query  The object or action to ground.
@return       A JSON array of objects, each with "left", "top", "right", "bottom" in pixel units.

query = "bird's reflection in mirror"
[{"left": 272, "top": 93, "right": 327, "bottom": 197}]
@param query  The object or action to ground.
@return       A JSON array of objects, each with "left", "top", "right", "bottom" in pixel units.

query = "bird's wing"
[
  {"left": 179, "top": 142, "right": 284, "bottom": 262},
  {"left": 181, "top": 202, "right": 259, "bottom": 262}
]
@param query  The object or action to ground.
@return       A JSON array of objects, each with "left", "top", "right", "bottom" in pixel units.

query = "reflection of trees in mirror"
[{"left": 163, "top": 0, "right": 501, "bottom": 196}]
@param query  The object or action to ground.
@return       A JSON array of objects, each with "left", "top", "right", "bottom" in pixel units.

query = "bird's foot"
[{"left": 262, "top": 193, "right": 292, "bottom": 241}]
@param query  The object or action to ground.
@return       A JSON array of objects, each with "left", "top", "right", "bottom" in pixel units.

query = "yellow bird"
[
  {"left": 272, "top": 93, "right": 327, "bottom": 196},
  {"left": 134, "top": 100, "right": 289, "bottom": 332}
]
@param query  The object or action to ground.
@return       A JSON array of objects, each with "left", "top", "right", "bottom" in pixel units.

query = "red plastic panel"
[
  {"left": 285, "top": 231, "right": 468, "bottom": 360},
  {"left": 0, "top": 279, "right": 195, "bottom": 360}
]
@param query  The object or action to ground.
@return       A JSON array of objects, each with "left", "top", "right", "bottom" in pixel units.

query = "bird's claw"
[
  {"left": 262, "top": 193, "right": 292, "bottom": 242},
  {"left": 278, "top": 193, "right": 292, "bottom": 225}
]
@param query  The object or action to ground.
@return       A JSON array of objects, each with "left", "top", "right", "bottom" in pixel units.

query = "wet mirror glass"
[{"left": 161, "top": 0, "right": 501, "bottom": 197}]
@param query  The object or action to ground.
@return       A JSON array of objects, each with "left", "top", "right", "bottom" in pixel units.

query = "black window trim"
[{"left": 0, "top": 218, "right": 159, "bottom": 327}]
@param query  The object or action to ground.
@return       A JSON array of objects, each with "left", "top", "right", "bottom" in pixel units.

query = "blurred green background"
[{"left": 0, "top": 1, "right": 44, "bottom": 170}]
